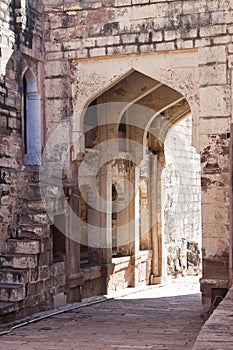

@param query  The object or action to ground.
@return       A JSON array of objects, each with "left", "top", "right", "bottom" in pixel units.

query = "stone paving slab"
[{"left": 0, "top": 277, "right": 203, "bottom": 350}]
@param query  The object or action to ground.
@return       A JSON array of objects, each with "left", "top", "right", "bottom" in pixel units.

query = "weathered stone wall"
[
  {"left": 0, "top": 1, "right": 71, "bottom": 323},
  {"left": 44, "top": 0, "right": 233, "bottom": 307},
  {"left": 0, "top": 0, "right": 44, "bottom": 250},
  {"left": 43, "top": 0, "right": 233, "bottom": 58},
  {"left": 0, "top": 0, "right": 232, "bottom": 321},
  {"left": 42, "top": 0, "right": 232, "bottom": 311},
  {"left": 163, "top": 115, "right": 201, "bottom": 277}
]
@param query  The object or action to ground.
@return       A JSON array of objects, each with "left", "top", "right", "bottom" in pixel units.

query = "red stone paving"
[{"left": 0, "top": 277, "right": 204, "bottom": 350}]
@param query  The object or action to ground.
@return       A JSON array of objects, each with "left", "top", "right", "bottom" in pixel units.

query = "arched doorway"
[{"left": 78, "top": 68, "right": 201, "bottom": 292}]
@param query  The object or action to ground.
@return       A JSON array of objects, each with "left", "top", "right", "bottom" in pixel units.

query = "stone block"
[
  {"left": 198, "top": 46, "right": 226, "bottom": 65},
  {"left": 132, "top": 0, "right": 149, "bottom": 5},
  {"left": 89, "top": 47, "right": 106, "bottom": 57},
  {"left": 199, "top": 63, "right": 227, "bottom": 86},
  {"left": 115, "top": 0, "right": 131, "bottom": 6},
  {"left": 0, "top": 269, "right": 28, "bottom": 285},
  {"left": 156, "top": 41, "right": 175, "bottom": 51},
  {"left": 0, "top": 283, "right": 25, "bottom": 302},
  {"left": 200, "top": 24, "right": 227, "bottom": 37},
  {"left": 68, "top": 272, "right": 84, "bottom": 288},
  {"left": 177, "top": 38, "right": 194, "bottom": 48},
  {"left": 6, "top": 239, "right": 41, "bottom": 255},
  {"left": 53, "top": 292, "right": 67, "bottom": 308},
  {"left": 200, "top": 86, "right": 230, "bottom": 117},
  {"left": 164, "top": 30, "right": 179, "bottom": 41},
  {"left": 214, "top": 36, "right": 231, "bottom": 45},
  {"left": 228, "top": 54, "right": 233, "bottom": 68},
  {"left": 212, "top": 11, "right": 233, "bottom": 24},
  {"left": 0, "top": 254, "right": 38, "bottom": 269}
]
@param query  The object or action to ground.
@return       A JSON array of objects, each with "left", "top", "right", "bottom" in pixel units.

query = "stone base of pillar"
[
  {"left": 150, "top": 275, "right": 167, "bottom": 285},
  {"left": 200, "top": 277, "right": 229, "bottom": 314}
]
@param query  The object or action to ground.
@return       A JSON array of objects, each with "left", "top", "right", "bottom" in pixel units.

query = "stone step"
[
  {"left": 19, "top": 213, "right": 49, "bottom": 225},
  {"left": 0, "top": 301, "right": 18, "bottom": 316},
  {"left": 0, "top": 283, "right": 25, "bottom": 302},
  {"left": 6, "top": 239, "right": 41, "bottom": 255},
  {"left": 18, "top": 224, "right": 50, "bottom": 239},
  {"left": 0, "top": 268, "right": 28, "bottom": 285},
  {"left": 23, "top": 200, "right": 47, "bottom": 212},
  {"left": 0, "top": 254, "right": 38, "bottom": 269}
]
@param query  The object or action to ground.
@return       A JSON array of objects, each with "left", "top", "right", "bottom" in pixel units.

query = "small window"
[{"left": 23, "top": 69, "right": 41, "bottom": 165}]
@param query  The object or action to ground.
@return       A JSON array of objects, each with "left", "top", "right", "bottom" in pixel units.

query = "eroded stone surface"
[{"left": 0, "top": 0, "right": 232, "bottom": 322}]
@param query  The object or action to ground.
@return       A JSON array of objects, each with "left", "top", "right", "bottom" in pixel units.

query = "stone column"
[
  {"left": 230, "top": 123, "right": 233, "bottom": 286},
  {"left": 150, "top": 152, "right": 167, "bottom": 284},
  {"left": 131, "top": 165, "right": 141, "bottom": 287},
  {"left": 67, "top": 161, "right": 82, "bottom": 303},
  {"left": 198, "top": 46, "right": 231, "bottom": 312}
]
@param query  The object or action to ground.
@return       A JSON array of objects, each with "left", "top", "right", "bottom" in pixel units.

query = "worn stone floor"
[{"left": 0, "top": 277, "right": 204, "bottom": 350}]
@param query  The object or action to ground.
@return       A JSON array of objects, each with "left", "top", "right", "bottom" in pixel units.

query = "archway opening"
[
  {"left": 80, "top": 69, "right": 202, "bottom": 291},
  {"left": 163, "top": 114, "right": 202, "bottom": 279}
]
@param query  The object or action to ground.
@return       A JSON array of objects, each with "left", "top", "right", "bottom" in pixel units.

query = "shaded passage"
[{"left": 0, "top": 277, "right": 204, "bottom": 350}]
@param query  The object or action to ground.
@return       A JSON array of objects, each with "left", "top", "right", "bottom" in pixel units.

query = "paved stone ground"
[{"left": 0, "top": 277, "right": 204, "bottom": 350}]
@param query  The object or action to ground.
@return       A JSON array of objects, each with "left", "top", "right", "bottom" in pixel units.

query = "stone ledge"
[{"left": 193, "top": 286, "right": 233, "bottom": 349}]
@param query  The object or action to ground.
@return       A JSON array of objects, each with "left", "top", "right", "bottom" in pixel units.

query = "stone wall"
[
  {"left": 0, "top": 0, "right": 44, "bottom": 251},
  {"left": 43, "top": 0, "right": 233, "bottom": 59},
  {"left": 0, "top": 0, "right": 70, "bottom": 323},
  {"left": 42, "top": 0, "right": 232, "bottom": 311},
  {"left": 0, "top": 0, "right": 232, "bottom": 321},
  {"left": 163, "top": 115, "right": 201, "bottom": 277}
]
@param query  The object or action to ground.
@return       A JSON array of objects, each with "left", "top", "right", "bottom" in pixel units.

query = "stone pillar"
[
  {"left": 230, "top": 123, "right": 233, "bottom": 286},
  {"left": 96, "top": 163, "right": 113, "bottom": 294},
  {"left": 131, "top": 165, "right": 141, "bottom": 287},
  {"left": 67, "top": 161, "right": 82, "bottom": 303},
  {"left": 198, "top": 46, "right": 231, "bottom": 312},
  {"left": 150, "top": 153, "right": 167, "bottom": 284}
]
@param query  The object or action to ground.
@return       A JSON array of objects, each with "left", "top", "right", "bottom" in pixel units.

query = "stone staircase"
[{"left": 0, "top": 167, "right": 50, "bottom": 320}]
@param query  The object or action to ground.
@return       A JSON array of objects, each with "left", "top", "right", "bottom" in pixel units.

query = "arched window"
[{"left": 23, "top": 69, "right": 41, "bottom": 165}]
